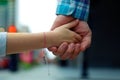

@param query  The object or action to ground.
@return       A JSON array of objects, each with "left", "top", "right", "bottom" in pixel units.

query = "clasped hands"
[{"left": 49, "top": 15, "right": 92, "bottom": 60}]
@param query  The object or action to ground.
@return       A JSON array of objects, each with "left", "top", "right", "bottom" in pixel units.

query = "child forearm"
[
  {"left": 6, "top": 20, "right": 80, "bottom": 55},
  {"left": 6, "top": 32, "right": 54, "bottom": 54}
]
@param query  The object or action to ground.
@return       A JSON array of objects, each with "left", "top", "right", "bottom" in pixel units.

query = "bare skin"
[
  {"left": 6, "top": 20, "right": 81, "bottom": 55},
  {"left": 49, "top": 15, "right": 92, "bottom": 60}
]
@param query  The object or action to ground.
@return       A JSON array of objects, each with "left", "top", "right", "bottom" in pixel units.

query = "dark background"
[{"left": 87, "top": 0, "right": 120, "bottom": 68}]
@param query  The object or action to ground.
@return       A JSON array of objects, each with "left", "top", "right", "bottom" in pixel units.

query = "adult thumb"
[{"left": 63, "top": 20, "right": 79, "bottom": 29}]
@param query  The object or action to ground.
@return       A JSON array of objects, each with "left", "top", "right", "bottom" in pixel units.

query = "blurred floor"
[
  {"left": 0, "top": 64, "right": 120, "bottom": 80},
  {"left": 0, "top": 64, "right": 80, "bottom": 80}
]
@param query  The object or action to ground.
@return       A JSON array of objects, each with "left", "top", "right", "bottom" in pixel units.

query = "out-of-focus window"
[
  {"left": 17, "top": 0, "right": 57, "bottom": 33},
  {"left": 17, "top": 0, "right": 57, "bottom": 59}
]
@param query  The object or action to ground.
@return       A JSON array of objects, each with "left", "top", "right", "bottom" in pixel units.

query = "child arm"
[{"left": 6, "top": 20, "right": 81, "bottom": 55}]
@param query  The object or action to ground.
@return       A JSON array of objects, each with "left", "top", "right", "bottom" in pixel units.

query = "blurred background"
[{"left": 0, "top": 0, "right": 120, "bottom": 80}]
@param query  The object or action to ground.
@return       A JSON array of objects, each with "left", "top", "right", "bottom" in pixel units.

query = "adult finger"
[
  {"left": 80, "top": 35, "right": 91, "bottom": 52},
  {"left": 70, "top": 43, "right": 81, "bottom": 59},
  {"left": 61, "top": 43, "right": 75, "bottom": 60},
  {"left": 56, "top": 42, "right": 68, "bottom": 57},
  {"left": 48, "top": 47, "right": 57, "bottom": 54}
]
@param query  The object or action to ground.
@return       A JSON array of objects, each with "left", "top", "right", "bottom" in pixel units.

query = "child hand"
[{"left": 52, "top": 20, "right": 82, "bottom": 46}]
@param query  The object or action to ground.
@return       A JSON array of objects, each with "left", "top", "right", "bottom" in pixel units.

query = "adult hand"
[
  {"left": 49, "top": 15, "right": 92, "bottom": 60},
  {"left": 73, "top": 21, "right": 92, "bottom": 52},
  {"left": 51, "top": 20, "right": 81, "bottom": 46}
]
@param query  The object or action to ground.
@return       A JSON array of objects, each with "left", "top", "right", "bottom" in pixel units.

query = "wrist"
[
  {"left": 55, "top": 15, "right": 75, "bottom": 25},
  {"left": 57, "top": 15, "right": 75, "bottom": 21},
  {"left": 45, "top": 31, "right": 57, "bottom": 48}
]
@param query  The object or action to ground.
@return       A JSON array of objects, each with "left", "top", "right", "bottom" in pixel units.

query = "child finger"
[
  {"left": 75, "top": 34, "right": 82, "bottom": 42},
  {"left": 63, "top": 20, "right": 79, "bottom": 29}
]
